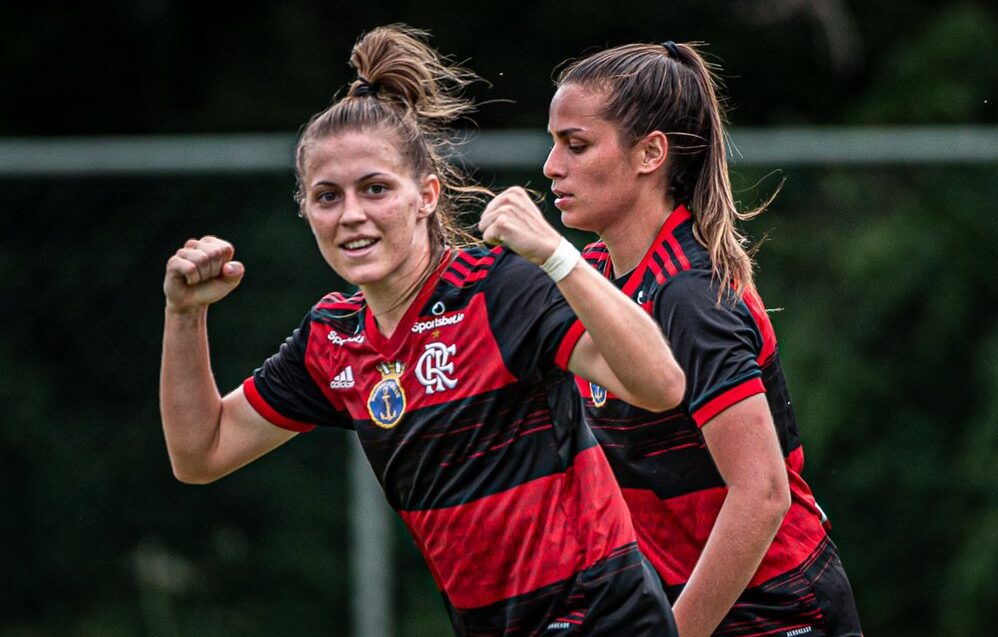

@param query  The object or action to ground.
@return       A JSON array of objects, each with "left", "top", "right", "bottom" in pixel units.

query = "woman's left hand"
[{"left": 479, "top": 187, "right": 561, "bottom": 265}]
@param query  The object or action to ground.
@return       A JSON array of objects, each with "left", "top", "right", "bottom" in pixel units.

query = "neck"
[
  {"left": 363, "top": 245, "right": 438, "bottom": 338},
  {"left": 601, "top": 194, "right": 677, "bottom": 278}
]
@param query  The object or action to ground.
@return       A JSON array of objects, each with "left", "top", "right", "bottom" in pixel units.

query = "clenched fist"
[
  {"left": 164, "top": 236, "right": 245, "bottom": 314},
  {"left": 478, "top": 187, "right": 562, "bottom": 265}
]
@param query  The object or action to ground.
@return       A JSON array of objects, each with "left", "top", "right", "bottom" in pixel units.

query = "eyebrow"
[
  {"left": 311, "top": 172, "right": 389, "bottom": 188},
  {"left": 549, "top": 127, "right": 585, "bottom": 138}
]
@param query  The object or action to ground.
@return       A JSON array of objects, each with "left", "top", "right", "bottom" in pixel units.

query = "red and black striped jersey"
[
  {"left": 578, "top": 205, "right": 843, "bottom": 636},
  {"left": 244, "top": 246, "right": 675, "bottom": 637}
]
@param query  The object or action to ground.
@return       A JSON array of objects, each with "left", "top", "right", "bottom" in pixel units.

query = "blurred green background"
[{"left": 1, "top": 1, "right": 996, "bottom": 636}]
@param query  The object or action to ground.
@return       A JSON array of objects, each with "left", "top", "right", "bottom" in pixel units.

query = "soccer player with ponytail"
[
  {"left": 544, "top": 41, "right": 863, "bottom": 637},
  {"left": 160, "top": 25, "right": 684, "bottom": 636}
]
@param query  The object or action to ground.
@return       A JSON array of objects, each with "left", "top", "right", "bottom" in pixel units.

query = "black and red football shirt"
[
  {"left": 578, "top": 206, "right": 854, "bottom": 636},
  {"left": 244, "top": 246, "right": 675, "bottom": 636}
]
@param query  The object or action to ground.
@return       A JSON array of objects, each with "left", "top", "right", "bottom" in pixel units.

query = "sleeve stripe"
[
  {"left": 554, "top": 319, "right": 586, "bottom": 370},
  {"left": 242, "top": 377, "right": 316, "bottom": 433},
  {"left": 692, "top": 377, "right": 766, "bottom": 427}
]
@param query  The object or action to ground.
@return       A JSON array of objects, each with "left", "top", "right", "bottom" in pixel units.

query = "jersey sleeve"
[
  {"left": 482, "top": 249, "right": 585, "bottom": 380},
  {"left": 655, "top": 271, "right": 766, "bottom": 427},
  {"left": 243, "top": 313, "right": 352, "bottom": 432}
]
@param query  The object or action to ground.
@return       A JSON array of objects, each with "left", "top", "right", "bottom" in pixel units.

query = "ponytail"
[{"left": 557, "top": 41, "right": 776, "bottom": 301}]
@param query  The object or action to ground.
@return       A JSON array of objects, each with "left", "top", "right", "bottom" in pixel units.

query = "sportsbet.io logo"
[{"left": 411, "top": 312, "right": 464, "bottom": 334}]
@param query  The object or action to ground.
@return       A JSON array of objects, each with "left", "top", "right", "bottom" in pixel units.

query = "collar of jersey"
[
  {"left": 362, "top": 248, "right": 454, "bottom": 356},
  {"left": 602, "top": 204, "right": 691, "bottom": 296}
]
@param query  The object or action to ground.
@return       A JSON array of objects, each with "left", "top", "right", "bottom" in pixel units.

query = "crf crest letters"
[{"left": 416, "top": 342, "right": 458, "bottom": 394}]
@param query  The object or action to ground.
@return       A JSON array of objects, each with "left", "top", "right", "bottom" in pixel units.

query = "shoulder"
[
  {"left": 655, "top": 268, "right": 715, "bottom": 303},
  {"left": 653, "top": 269, "right": 747, "bottom": 321},
  {"left": 306, "top": 289, "right": 365, "bottom": 334},
  {"left": 442, "top": 245, "right": 548, "bottom": 288},
  {"left": 440, "top": 245, "right": 503, "bottom": 288},
  {"left": 582, "top": 240, "right": 609, "bottom": 269},
  {"left": 314, "top": 289, "right": 365, "bottom": 313}
]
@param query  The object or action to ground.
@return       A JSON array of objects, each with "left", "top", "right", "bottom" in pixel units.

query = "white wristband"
[{"left": 540, "top": 238, "right": 581, "bottom": 283}]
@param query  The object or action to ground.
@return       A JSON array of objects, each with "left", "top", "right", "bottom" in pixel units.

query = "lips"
[
  {"left": 552, "top": 188, "right": 574, "bottom": 209},
  {"left": 341, "top": 237, "right": 379, "bottom": 253}
]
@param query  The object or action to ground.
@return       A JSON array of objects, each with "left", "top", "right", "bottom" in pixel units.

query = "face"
[
  {"left": 301, "top": 129, "right": 439, "bottom": 298},
  {"left": 543, "top": 83, "right": 643, "bottom": 234}
]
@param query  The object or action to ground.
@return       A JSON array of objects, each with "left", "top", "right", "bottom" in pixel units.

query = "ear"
[
  {"left": 633, "top": 131, "right": 669, "bottom": 175},
  {"left": 417, "top": 173, "right": 441, "bottom": 219}
]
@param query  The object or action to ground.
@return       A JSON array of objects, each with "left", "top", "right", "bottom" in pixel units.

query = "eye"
[
  {"left": 567, "top": 142, "right": 587, "bottom": 154},
  {"left": 365, "top": 183, "right": 389, "bottom": 195},
  {"left": 316, "top": 190, "right": 341, "bottom": 204}
]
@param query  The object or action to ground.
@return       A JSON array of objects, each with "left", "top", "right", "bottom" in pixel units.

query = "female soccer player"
[
  {"left": 543, "top": 41, "right": 863, "bottom": 637},
  {"left": 160, "top": 26, "right": 684, "bottom": 637}
]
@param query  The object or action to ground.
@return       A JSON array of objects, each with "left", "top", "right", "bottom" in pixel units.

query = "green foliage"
[
  {"left": 743, "top": 165, "right": 998, "bottom": 636},
  {"left": 850, "top": 3, "right": 998, "bottom": 123}
]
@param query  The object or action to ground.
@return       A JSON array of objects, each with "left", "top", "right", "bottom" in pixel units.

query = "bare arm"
[
  {"left": 671, "top": 394, "right": 791, "bottom": 637},
  {"left": 479, "top": 187, "right": 684, "bottom": 411},
  {"left": 559, "top": 262, "right": 684, "bottom": 411},
  {"left": 160, "top": 236, "right": 296, "bottom": 484}
]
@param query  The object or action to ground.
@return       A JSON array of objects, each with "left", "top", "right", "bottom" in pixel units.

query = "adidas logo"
[{"left": 329, "top": 366, "right": 355, "bottom": 389}]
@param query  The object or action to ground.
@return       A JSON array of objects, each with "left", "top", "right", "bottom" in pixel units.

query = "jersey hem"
[
  {"left": 692, "top": 376, "right": 766, "bottom": 427},
  {"left": 554, "top": 319, "right": 586, "bottom": 370},
  {"left": 242, "top": 377, "right": 317, "bottom": 433}
]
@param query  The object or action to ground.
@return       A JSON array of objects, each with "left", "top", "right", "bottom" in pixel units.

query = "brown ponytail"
[{"left": 557, "top": 41, "right": 775, "bottom": 301}]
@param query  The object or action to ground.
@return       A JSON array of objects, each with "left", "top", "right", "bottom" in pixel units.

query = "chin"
[
  {"left": 342, "top": 270, "right": 384, "bottom": 288},
  {"left": 326, "top": 261, "right": 377, "bottom": 287},
  {"left": 560, "top": 209, "right": 595, "bottom": 233}
]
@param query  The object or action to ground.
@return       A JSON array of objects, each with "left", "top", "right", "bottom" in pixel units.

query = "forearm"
[
  {"left": 558, "top": 260, "right": 684, "bottom": 408},
  {"left": 160, "top": 307, "right": 224, "bottom": 481},
  {"left": 672, "top": 486, "right": 787, "bottom": 637}
]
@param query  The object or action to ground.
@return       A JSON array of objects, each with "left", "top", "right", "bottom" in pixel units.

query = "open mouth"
[{"left": 342, "top": 237, "right": 379, "bottom": 252}]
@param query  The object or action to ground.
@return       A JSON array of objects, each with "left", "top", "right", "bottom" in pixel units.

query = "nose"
[
  {"left": 543, "top": 144, "right": 564, "bottom": 180},
  {"left": 340, "top": 191, "right": 366, "bottom": 225}
]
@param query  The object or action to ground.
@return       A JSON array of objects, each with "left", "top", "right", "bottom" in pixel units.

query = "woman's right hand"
[
  {"left": 164, "top": 236, "right": 245, "bottom": 314},
  {"left": 478, "top": 187, "right": 562, "bottom": 266}
]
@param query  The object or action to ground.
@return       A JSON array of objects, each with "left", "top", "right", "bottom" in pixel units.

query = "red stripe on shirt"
[
  {"left": 620, "top": 205, "right": 692, "bottom": 296},
  {"left": 742, "top": 287, "right": 778, "bottom": 365},
  {"left": 242, "top": 377, "right": 316, "bottom": 433},
  {"left": 647, "top": 257, "right": 668, "bottom": 284},
  {"left": 692, "top": 377, "right": 766, "bottom": 427},
  {"left": 654, "top": 244, "right": 679, "bottom": 277},
  {"left": 399, "top": 445, "right": 635, "bottom": 609},
  {"left": 554, "top": 320, "right": 586, "bottom": 370},
  {"left": 449, "top": 259, "right": 471, "bottom": 277},
  {"left": 623, "top": 484, "right": 827, "bottom": 588},
  {"left": 664, "top": 233, "right": 691, "bottom": 272}
]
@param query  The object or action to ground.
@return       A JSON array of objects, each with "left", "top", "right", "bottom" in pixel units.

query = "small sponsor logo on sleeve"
[{"left": 327, "top": 330, "right": 365, "bottom": 346}]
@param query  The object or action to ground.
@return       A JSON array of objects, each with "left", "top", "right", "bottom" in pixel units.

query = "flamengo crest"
[{"left": 416, "top": 342, "right": 458, "bottom": 394}]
